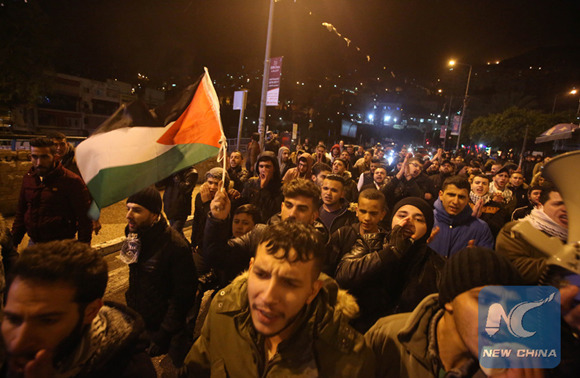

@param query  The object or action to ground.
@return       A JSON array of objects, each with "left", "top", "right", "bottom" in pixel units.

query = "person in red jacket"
[{"left": 11, "top": 138, "right": 92, "bottom": 246}]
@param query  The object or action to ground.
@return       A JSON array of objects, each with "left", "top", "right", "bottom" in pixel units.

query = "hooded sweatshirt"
[{"left": 282, "top": 152, "right": 314, "bottom": 183}]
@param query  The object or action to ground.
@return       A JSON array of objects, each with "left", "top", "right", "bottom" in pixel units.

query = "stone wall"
[{"left": 0, "top": 150, "right": 31, "bottom": 216}]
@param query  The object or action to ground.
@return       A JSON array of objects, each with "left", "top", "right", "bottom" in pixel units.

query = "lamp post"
[
  {"left": 258, "top": 0, "right": 276, "bottom": 150},
  {"left": 448, "top": 60, "right": 473, "bottom": 151},
  {"left": 552, "top": 89, "right": 578, "bottom": 114}
]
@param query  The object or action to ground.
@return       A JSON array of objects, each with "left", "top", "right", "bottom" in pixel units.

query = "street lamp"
[
  {"left": 448, "top": 59, "right": 473, "bottom": 150},
  {"left": 552, "top": 89, "right": 578, "bottom": 114}
]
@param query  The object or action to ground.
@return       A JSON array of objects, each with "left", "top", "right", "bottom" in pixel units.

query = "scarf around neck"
[{"left": 522, "top": 208, "right": 568, "bottom": 242}]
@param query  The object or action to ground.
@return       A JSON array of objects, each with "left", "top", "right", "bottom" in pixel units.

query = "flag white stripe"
[{"left": 76, "top": 124, "right": 175, "bottom": 183}]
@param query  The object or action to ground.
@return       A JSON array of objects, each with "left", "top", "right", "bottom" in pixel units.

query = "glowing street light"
[
  {"left": 447, "top": 59, "right": 473, "bottom": 150},
  {"left": 552, "top": 88, "right": 578, "bottom": 113}
]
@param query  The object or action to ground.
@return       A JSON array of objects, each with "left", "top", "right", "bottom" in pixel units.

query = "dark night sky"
[{"left": 38, "top": 0, "right": 580, "bottom": 83}]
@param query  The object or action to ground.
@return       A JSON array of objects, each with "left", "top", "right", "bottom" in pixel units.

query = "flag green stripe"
[{"left": 86, "top": 143, "right": 219, "bottom": 208}]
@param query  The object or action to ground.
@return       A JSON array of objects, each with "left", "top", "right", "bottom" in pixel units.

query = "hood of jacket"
[
  {"left": 277, "top": 146, "right": 290, "bottom": 170},
  {"left": 255, "top": 150, "right": 282, "bottom": 184},
  {"left": 296, "top": 152, "right": 314, "bottom": 178},
  {"left": 433, "top": 198, "right": 473, "bottom": 226}
]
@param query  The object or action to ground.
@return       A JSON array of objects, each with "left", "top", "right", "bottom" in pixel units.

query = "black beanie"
[
  {"left": 391, "top": 197, "right": 434, "bottom": 244},
  {"left": 127, "top": 186, "right": 162, "bottom": 214},
  {"left": 438, "top": 247, "right": 524, "bottom": 307}
]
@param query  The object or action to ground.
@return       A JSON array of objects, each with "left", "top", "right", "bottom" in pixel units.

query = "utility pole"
[{"left": 258, "top": 0, "right": 275, "bottom": 151}]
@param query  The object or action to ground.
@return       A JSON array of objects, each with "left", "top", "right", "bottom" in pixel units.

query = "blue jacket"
[{"left": 430, "top": 199, "right": 494, "bottom": 258}]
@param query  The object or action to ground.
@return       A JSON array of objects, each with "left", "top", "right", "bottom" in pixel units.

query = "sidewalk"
[{"left": 7, "top": 186, "right": 200, "bottom": 255}]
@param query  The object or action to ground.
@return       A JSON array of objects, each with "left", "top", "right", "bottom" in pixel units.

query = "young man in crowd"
[
  {"left": 332, "top": 158, "right": 358, "bottom": 203},
  {"left": 430, "top": 176, "right": 494, "bottom": 258},
  {"left": 11, "top": 138, "right": 93, "bottom": 246},
  {"left": 336, "top": 197, "right": 444, "bottom": 332},
  {"left": 319, "top": 174, "right": 357, "bottom": 234},
  {"left": 381, "top": 154, "right": 425, "bottom": 211},
  {"left": 311, "top": 162, "right": 332, "bottom": 188},
  {"left": 242, "top": 151, "right": 283, "bottom": 222},
  {"left": 327, "top": 189, "right": 388, "bottom": 276},
  {"left": 231, "top": 204, "right": 261, "bottom": 238},
  {"left": 228, "top": 150, "right": 250, "bottom": 192},
  {"left": 357, "top": 157, "right": 382, "bottom": 191},
  {"left": 511, "top": 185, "right": 542, "bottom": 221},
  {"left": 185, "top": 221, "right": 375, "bottom": 376},
  {"left": 124, "top": 187, "right": 197, "bottom": 366},
  {"left": 203, "top": 179, "right": 328, "bottom": 286},
  {"left": 1, "top": 240, "right": 156, "bottom": 376},
  {"left": 496, "top": 186, "right": 568, "bottom": 284}
]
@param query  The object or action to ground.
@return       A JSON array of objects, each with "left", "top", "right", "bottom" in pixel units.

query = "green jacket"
[
  {"left": 185, "top": 272, "right": 375, "bottom": 377},
  {"left": 365, "top": 294, "right": 483, "bottom": 378}
]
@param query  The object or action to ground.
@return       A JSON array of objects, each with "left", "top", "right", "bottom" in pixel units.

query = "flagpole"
[{"left": 258, "top": 0, "right": 275, "bottom": 151}]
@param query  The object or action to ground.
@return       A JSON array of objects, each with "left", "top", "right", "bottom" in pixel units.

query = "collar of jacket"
[
  {"left": 395, "top": 294, "right": 440, "bottom": 371},
  {"left": 434, "top": 199, "right": 473, "bottom": 226},
  {"left": 214, "top": 272, "right": 361, "bottom": 359}
]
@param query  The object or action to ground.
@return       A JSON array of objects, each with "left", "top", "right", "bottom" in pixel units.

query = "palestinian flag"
[{"left": 76, "top": 67, "right": 224, "bottom": 212}]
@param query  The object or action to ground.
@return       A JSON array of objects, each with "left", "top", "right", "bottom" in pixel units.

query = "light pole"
[
  {"left": 552, "top": 89, "right": 578, "bottom": 114},
  {"left": 258, "top": 0, "right": 276, "bottom": 151},
  {"left": 448, "top": 60, "right": 473, "bottom": 151}
]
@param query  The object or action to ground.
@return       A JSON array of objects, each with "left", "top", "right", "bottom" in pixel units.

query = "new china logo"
[{"left": 478, "top": 286, "right": 560, "bottom": 369}]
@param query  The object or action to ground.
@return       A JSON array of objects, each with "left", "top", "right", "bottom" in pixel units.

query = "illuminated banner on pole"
[
  {"left": 440, "top": 125, "right": 447, "bottom": 139},
  {"left": 266, "top": 56, "right": 283, "bottom": 106},
  {"left": 450, "top": 115, "right": 462, "bottom": 135}
]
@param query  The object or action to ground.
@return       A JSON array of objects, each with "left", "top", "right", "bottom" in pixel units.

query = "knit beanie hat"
[
  {"left": 438, "top": 247, "right": 524, "bottom": 307},
  {"left": 206, "top": 167, "right": 230, "bottom": 190},
  {"left": 127, "top": 186, "right": 162, "bottom": 214},
  {"left": 391, "top": 197, "right": 434, "bottom": 244}
]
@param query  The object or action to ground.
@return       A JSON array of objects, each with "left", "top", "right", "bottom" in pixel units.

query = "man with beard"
[
  {"left": 282, "top": 153, "right": 313, "bottom": 184},
  {"left": 429, "top": 159, "right": 455, "bottom": 195},
  {"left": 228, "top": 151, "right": 250, "bottom": 192},
  {"left": 1, "top": 240, "right": 155, "bottom": 377},
  {"left": 276, "top": 146, "right": 294, "bottom": 179},
  {"left": 11, "top": 138, "right": 92, "bottom": 247},
  {"left": 184, "top": 221, "right": 374, "bottom": 377},
  {"left": 357, "top": 157, "right": 382, "bottom": 191},
  {"left": 124, "top": 187, "right": 197, "bottom": 367}
]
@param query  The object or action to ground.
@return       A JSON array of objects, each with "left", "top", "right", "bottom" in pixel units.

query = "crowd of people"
[{"left": 1, "top": 133, "right": 579, "bottom": 377}]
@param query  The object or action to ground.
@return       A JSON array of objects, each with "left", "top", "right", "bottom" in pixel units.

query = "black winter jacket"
[
  {"left": 336, "top": 235, "right": 444, "bottom": 333},
  {"left": 125, "top": 220, "right": 197, "bottom": 335}
]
